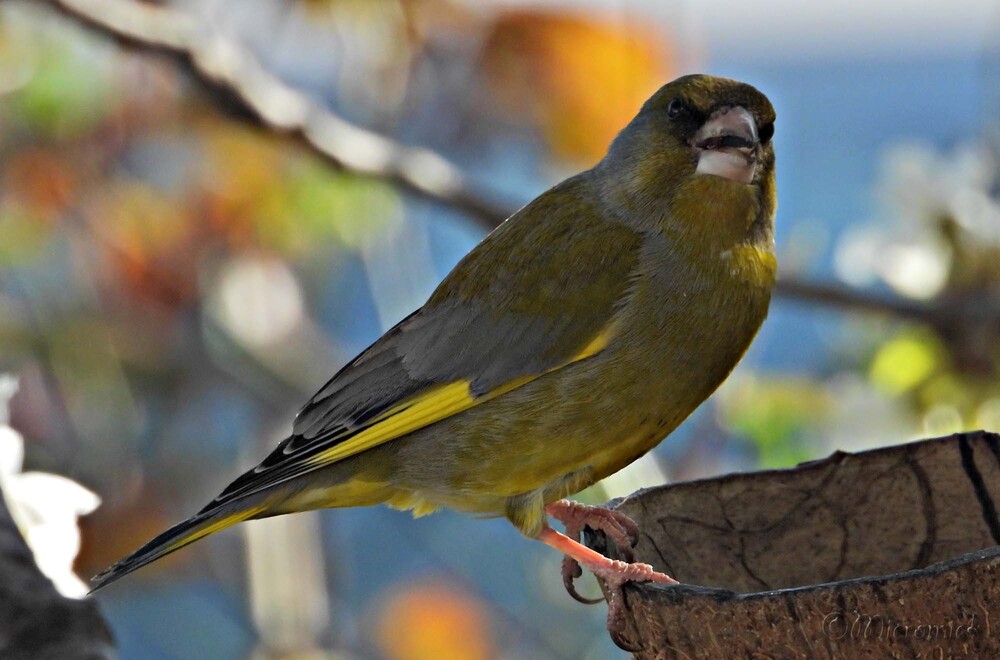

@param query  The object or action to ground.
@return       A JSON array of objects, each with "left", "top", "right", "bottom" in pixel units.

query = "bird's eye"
[
  {"left": 666, "top": 97, "right": 687, "bottom": 119},
  {"left": 759, "top": 122, "right": 775, "bottom": 144}
]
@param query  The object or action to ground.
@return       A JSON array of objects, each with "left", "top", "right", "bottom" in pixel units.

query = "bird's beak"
[{"left": 691, "top": 106, "right": 759, "bottom": 184}]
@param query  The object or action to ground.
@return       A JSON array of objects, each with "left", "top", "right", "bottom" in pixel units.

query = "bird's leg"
[
  {"left": 545, "top": 500, "right": 604, "bottom": 604},
  {"left": 544, "top": 499, "right": 640, "bottom": 603},
  {"left": 537, "top": 526, "right": 676, "bottom": 587},
  {"left": 541, "top": 500, "right": 677, "bottom": 651},
  {"left": 538, "top": 526, "right": 677, "bottom": 650},
  {"left": 546, "top": 499, "right": 641, "bottom": 561}
]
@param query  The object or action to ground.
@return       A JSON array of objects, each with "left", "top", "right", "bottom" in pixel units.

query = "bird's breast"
[{"left": 591, "top": 235, "right": 775, "bottom": 451}]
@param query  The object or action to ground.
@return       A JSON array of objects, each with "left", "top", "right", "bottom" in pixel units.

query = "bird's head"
[{"left": 597, "top": 74, "right": 777, "bottom": 240}]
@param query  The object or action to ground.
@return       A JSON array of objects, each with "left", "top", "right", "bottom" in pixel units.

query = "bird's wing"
[{"left": 209, "top": 182, "right": 642, "bottom": 507}]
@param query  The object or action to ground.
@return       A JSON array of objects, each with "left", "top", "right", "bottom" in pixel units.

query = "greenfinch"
[{"left": 93, "top": 74, "right": 776, "bottom": 638}]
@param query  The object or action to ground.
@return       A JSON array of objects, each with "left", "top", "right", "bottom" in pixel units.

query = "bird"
[{"left": 92, "top": 73, "right": 777, "bottom": 647}]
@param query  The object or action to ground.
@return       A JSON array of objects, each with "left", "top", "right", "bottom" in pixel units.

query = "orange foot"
[{"left": 541, "top": 500, "right": 677, "bottom": 650}]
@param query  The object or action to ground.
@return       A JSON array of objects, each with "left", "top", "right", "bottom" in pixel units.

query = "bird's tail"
[{"left": 89, "top": 500, "right": 268, "bottom": 592}]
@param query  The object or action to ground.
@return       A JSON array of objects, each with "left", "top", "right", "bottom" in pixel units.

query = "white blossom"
[
  {"left": 835, "top": 141, "right": 1000, "bottom": 299},
  {"left": 0, "top": 376, "right": 100, "bottom": 598}
]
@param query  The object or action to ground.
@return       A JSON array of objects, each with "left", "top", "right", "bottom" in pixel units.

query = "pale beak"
[{"left": 691, "top": 106, "right": 758, "bottom": 184}]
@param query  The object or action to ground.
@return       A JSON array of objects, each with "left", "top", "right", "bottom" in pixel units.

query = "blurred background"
[{"left": 1, "top": 0, "right": 999, "bottom": 658}]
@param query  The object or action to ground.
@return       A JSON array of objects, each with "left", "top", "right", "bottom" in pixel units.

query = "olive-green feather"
[{"left": 205, "top": 173, "right": 642, "bottom": 507}]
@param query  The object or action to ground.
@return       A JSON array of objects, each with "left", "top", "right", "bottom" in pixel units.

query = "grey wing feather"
[{"left": 210, "top": 176, "right": 642, "bottom": 505}]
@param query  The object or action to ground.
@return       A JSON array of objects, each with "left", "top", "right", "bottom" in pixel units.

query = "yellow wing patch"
[
  {"left": 573, "top": 322, "right": 617, "bottom": 360},
  {"left": 308, "top": 381, "right": 475, "bottom": 465},
  {"left": 305, "top": 322, "right": 618, "bottom": 468}
]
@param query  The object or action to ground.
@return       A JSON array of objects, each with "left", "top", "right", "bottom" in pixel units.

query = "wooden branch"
[
  {"left": 587, "top": 430, "right": 1000, "bottom": 657},
  {"left": 0, "top": 485, "right": 115, "bottom": 659}
]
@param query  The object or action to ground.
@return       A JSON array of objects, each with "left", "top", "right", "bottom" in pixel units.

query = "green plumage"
[{"left": 93, "top": 74, "right": 778, "bottom": 591}]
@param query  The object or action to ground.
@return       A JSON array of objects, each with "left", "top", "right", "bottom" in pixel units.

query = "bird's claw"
[
  {"left": 561, "top": 555, "right": 603, "bottom": 604},
  {"left": 542, "top": 501, "right": 678, "bottom": 650},
  {"left": 546, "top": 500, "right": 644, "bottom": 598},
  {"left": 593, "top": 560, "right": 676, "bottom": 652}
]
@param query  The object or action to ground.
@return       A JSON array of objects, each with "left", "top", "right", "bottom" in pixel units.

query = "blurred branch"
[
  {"left": 774, "top": 278, "right": 940, "bottom": 322},
  {"left": 44, "top": 0, "right": 1000, "bottom": 333},
  {"left": 775, "top": 277, "right": 1000, "bottom": 339},
  {"left": 0, "top": 484, "right": 115, "bottom": 659},
  {"left": 46, "top": 0, "right": 515, "bottom": 230}
]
